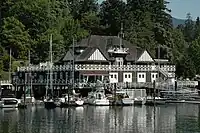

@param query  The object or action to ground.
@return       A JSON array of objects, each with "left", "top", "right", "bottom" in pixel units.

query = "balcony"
[
  {"left": 17, "top": 64, "right": 176, "bottom": 73},
  {"left": 108, "top": 48, "right": 129, "bottom": 54}
]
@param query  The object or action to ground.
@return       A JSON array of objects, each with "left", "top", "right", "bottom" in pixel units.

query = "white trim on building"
[
  {"left": 88, "top": 49, "right": 107, "bottom": 61},
  {"left": 109, "top": 72, "right": 118, "bottom": 83},
  {"left": 151, "top": 73, "right": 158, "bottom": 83},
  {"left": 137, "top": 72, "right": 146, "bottom": 83},
  {"left": 137, "top": 50, "right": 154, "bottom": 62},
  {"left": 123, "top": 72, "right": 132, "bottom": 83}
]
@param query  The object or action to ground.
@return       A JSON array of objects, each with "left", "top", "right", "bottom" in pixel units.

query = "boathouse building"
[{"left": 13, "top": 35, "right": 176, "bottom": 95}]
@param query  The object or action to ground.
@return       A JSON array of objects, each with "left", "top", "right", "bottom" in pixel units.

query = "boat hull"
[
  {"left": 122, "top": 98, "right": 134, "bottom": 106},
  {"left": 145, "top": 100, "right": 166, "bottom": 106},
  {"left": 88, "top": 99, "right": 110, "bottom": 106},
  {"left": 44, "top": 101, "right": 57, "bottom": 109},
  {"left": 134, "top": 98, "right": 146, "bottom": 105},
  {"left": 134, "top": 100, "right": 143, "bottom": 105},
  {"left": 60, "top": 101, "right": 84, "bottom": 107},
  {"left": 0, "top": 98, "right": 20, "bottom": 108}
]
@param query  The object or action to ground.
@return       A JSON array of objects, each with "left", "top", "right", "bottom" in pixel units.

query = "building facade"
[{"left": 13, "top": 35, "right": 176, "bottom": 91}]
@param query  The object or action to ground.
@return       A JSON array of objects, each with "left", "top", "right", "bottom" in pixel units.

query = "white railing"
[
  {"left": 177, "top": 81, "right": 198, "bottom": 87},
  {"left": 108, "top": 48, "right": 129, "bottom": 54},
  {"left": 0, "top": 80, "right": 12, "bottom": 85},
  {"left": 17, "top": 64, "right": 176, "bottom": 72}
]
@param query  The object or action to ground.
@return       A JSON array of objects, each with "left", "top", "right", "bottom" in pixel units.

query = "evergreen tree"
[
  {"left": 99, "top": 0, "right": 126, "bottom": 35},
  {"left": 194, "top": 17, "right": 200, "bottom": 39},
  {"left": 184, "top": 13, "right": 195, "bottom": 42},
  {"left": 1, "top": 17, "right": 31, "bottom": 59}
]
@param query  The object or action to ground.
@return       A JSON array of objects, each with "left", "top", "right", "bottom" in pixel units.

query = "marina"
[
  {"left": 0, "top": 0, "right": 200, "bottom": 132},
  {"left": 0, "top": 15, "right": 199, "bottom": 132}
]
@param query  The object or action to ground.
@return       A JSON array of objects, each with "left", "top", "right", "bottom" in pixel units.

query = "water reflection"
[{"left": 0, "top": 104, "right": 200, "bottom": 133}]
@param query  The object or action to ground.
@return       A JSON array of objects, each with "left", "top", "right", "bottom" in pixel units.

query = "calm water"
[{"left": 0, "top": 104, "right": 200, "bottom": 133}]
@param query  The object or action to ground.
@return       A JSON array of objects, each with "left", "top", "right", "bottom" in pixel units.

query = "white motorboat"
[
  {"left": 0, "top": 98, "right": 21, "bottom": 108},
  {"left": 122, "top": 98, "right": 134, "bottom": 105},
  {"left": 59, "top": 95, "right": 84, "bottom": 107},
  {"left": 134, "top": 97, "right": 146, "bottom": 105},
  {"left": 87, "top": 90, "right": 110, "bottom": 106},
  {"left": 145, "top": 96, "right": 166, "bottom": 105},
  {"left": 110, "top": 90, "right": 134, "bottom": 106}
]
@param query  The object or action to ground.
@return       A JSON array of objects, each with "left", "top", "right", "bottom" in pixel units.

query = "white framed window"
[
  {"left": 123, "top": 72, "right": 132, "bottom": 83},
  {"left": 109, "top": 72, "right": 118, "bottom": 83},
  {"left": 137, "top": 72, "right": 146, "bottom": 83},
  {"left": 115, "top": 57, "right": 123, "bottom": 66},
  {"left": 151, "top": 73, "right": 158, "bottom": 83}
]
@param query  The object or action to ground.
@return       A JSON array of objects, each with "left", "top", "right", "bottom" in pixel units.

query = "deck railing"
[
  {"left": 0, "top": 80, "right": 12, "bottom": 85},
  {"left": 17, "top": 64, "right": 176, "bottom": 72}
]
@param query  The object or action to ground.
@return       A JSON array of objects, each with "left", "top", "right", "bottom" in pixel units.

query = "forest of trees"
[{"left": 0, "top": 0, "right": 200, "bottom": 80}]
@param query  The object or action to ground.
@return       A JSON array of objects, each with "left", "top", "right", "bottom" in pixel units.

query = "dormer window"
[{"left": 116, "top": 57, "right": 123, "bottom": 66}]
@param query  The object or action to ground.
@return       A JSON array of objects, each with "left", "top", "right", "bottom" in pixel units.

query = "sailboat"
[
  {"left": 0, "top": 49, "right": 21, "bottom": 108},
  {"left": 44, "top": 34, "right": 57, "bottom": 109},
  {"left": 145, "top": 45, "right": 166, "bottom": 106},
  {"left": 18, "top": 51, "right": 32, "bottom": 109},
  {"left": 18, "top": 72, "right": 27, "bottom": 108},
  {"left": 59, "top": 38, "right": 84, "bottom": 107}
]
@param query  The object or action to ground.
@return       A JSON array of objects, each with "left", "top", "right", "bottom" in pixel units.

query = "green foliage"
[
  {"left": 171, "top": 29, "right": 187, "bottom": 63},
  {"left": 69, "top": 0, "right": 98, "bottom": 20},
  {"left": 184, "top": 13, "right": 195, "bottom": 42},
  {"left": 194, "top": 17, "right": 200, "bottom": 39},
  {"left": 80, "top": 12, "right": 100, "bottom": 34},
  {"left": 0, "top": 61, "right": 3, "bottom": 72},
  {"left": 99, "top": 0, "right": 126, "bottom": 35},
  {"left": 1, "top": 17, "right": 31, "bottom": 59},
  {"left": 1, "top": 54, "right": 10, "bottom": 71},
  {"left": 189, "top": 37, "right": 200, "bottom": 74},
  {"left": 176, "top": 52, "right": 196, "bottom": 79},
  {"left": 0, "top": 71, "right": 10, "bottom": 80}
]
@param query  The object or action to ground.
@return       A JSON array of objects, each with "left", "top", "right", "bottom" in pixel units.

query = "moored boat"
[
  {"left": 44, "top": 98, "right": 57, "bottom": 109},
  {"left": 122, "top": 98, "right": 134, "bottom": 105},
  {"left": 87, "top": 90, "right": 110, "bottom": 106},
  {"left": 145, "top": 96, "right": 166, "bottom": 106},
  {"left": 134, "top": 97, "right": 146, "bottom": 105},
  {"left": 60, "top": 96, "right": 84, "bottom": 107},
  {"left": 0, "top": 98, "right": 21, "bottom": 108}
]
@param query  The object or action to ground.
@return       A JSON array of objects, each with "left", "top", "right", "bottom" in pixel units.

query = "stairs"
[{"left": 158, "top": 67, "right": 169, "bottom": 78}]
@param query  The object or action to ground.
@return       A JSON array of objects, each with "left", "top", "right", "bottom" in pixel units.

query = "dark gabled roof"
[
  {"left": 76, "top": 47, "right": 96, "bottom": 61},
  {"left": 63, "top": 35, "right": 146, "bottom": 62},
  {"left": 62, "top": 49, "right": 74, "bottom": 61}
]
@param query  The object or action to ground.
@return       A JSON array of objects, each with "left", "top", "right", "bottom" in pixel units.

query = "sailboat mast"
[
  {"left": 119, "top": 23, "right": 123, "bottom": 49},
  {"left": 72, "top": 37, "right": 75, "bottom": 90},
  {"left": 28, "top": 50, "right": 32, "bottom": 99},
  {"left": 49, "top": 34, "right": 53, "bottom": 96},
  {"left": 9, "top": 48, "right": 12, "bottom": 83},
  {"left": 158, "top": 44, "right": 160, "bottom": 82}
]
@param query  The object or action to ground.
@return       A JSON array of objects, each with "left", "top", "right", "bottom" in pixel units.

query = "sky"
[
  {"left": 168, "top": 0, "right": 199, "bottom": 20},
  {"left": 98, "top": 0, "right": 200, "bottom": 20}
]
